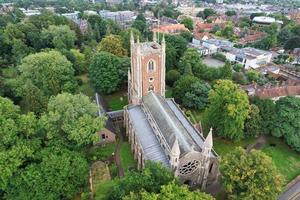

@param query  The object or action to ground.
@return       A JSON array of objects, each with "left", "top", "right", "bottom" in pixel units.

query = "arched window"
[
  {"left": 148, "top": 60, "right": 155, "bottom": 72},
  {"left": 148, "top": 85, "right": 154, "bottom": 91},
  {"left": 179, "top": 160, "right": 200, "bottom": 175}
]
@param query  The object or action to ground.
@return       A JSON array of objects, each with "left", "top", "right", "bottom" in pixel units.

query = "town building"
[
  {"left": 99, "top": 10, "right": 136, "bottom": 28},
  {"left": 152, "top": 24, "right": 189, "bottom": 35},
  {"left": 238, "top": 31, "right": 267, "bottom": 45},
  {"left": 124, "top": 33, "right": 219, "bottom": 188},
  {"left": 224, "top": 47, "right": 272, "bottom": 69},
  {"left": 252, "top": 16, "right": 283, "bottom": 26},
  {"left": 19, "top": 8, "right": 41, "bottom": 17}
]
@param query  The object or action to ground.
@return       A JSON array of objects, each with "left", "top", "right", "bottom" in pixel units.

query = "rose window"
[{"left": 179, "top": 160, "right": 200, "bottom": 175}]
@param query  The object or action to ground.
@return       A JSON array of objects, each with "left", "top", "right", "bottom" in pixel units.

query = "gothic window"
[
  {"left": 179, "top": 160, "right": 200, "bottom": 175},
  {"left": 148, "top": 60, "right": 155, "bottom": 72},
  {"left": 148, "top": 85, "right": 154, "bottom": 91}
]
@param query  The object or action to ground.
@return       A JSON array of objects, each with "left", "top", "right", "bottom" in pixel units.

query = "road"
[{"left": 279, "top": 181, "right": 300, "bottom": 200}]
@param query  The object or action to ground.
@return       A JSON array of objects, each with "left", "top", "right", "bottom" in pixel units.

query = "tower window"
[
  {"left": 148, "top": 85, "right": 154, "bottom": 92},
  {"left": 148, "top": 60, "right": 155, "bottom": 72},
  {"left": 149, "top": 77, "right": 154, "bottom": 82}
]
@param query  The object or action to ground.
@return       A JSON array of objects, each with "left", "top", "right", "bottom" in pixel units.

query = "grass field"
[
  {"left": 214, "top": 135, "right": 300, "bottom": 183},
  {"left": 94, "top": 179, "right": 117, "bottom": 200},
  {"left": 87, "top": 143, "right": 116, "bottom": 162},
  {"left": 261, "top": 136, "right": 300, "bottom": 183},
  {"left": 120, "top": 142, "right": 135, "bottom": 174},
  {"left": 213, "top": 137, "right": 256, "bottom": 157},
  {"left": 103, "top": 91, "right": 128, "bottom": 111}
]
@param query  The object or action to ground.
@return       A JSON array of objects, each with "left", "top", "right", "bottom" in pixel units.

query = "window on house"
[{"left": 148, "top": 60, "right": 155, "bottom": 72}]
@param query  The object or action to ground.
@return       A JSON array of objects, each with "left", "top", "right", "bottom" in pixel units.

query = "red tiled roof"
[
  {"left": 255, "top": 85, "right": 300, "bottom": 99},
  {"left": 193, "top": 32, "right": 212, "bottom": 40},
  {"left": 152, "top": 24, "right": 189, "bottom": 34}
]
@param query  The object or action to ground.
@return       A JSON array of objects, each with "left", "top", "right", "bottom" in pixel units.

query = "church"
[{"left": 123, "top": 33, "right": 219, "bottom": 189}]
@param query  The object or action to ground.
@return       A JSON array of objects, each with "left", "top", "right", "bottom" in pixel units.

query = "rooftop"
[
  {"left": 133, "top": 41, "right": 162, "bottom": 54},
  {"left": 127, "top": 105, "right": 170, "bottom": 166}
]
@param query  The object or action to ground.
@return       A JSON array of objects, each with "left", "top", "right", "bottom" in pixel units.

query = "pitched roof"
[{"left": 152, "top": 24, "right": 189, "bottom": 34}]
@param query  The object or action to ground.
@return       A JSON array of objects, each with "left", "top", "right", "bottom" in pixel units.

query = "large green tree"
[
  {"left": 109, "top": 162, "right": 174, "bottom": 200},
  {"left": 180, "top": 17, "right": 193, "bottom": 31},
  {"left": 14, "top": 50, "right": 77, "bottom": 113},
  {"left": 0, "top": 97, "right": 40, "bottom": 190},
  {"left": 89, "top": 52, "right": 124, "bottom": 94},
  {"left": 124, "top": 182, "right": 214, "bottom": 200},
  {"left": 42, "top": 25, "right": 77, "bottom": 50},
  {"left": 221, "top": 147, "right": 283, "bottom": 200},
  {"left": 273, "top": 96, "right": 300, "bottom": 151},
  {"left": 97, "top": 34, "right": 127, "bottom": 57},
  {"left": 178, "top": 48, "right": 202, "bottom": 74},
  {"left": 5, "top": 148, "right": 88, "bottom": 200},
  {"left": 40, "top": 93, "right": 105, "bottom": 148},
  {"left": 204, "top": 80, "right": 250, "bottom": 140}
]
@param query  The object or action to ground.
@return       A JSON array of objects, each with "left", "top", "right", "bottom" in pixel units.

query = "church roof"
[
  {"left": 127, "top": 105, "right": 170, "bottom": 166},
  {"left": 143, "top": 92, "right": 217, "bottom": 157}
]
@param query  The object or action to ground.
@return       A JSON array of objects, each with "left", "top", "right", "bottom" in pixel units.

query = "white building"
[
  {"left": 224, "top": 47, "right": 272, "bottom": 69},
  {"left": 252, "top": 16, "right": 283, "bottom": 25},
  {"left": 62, "top": 11, "right": 80, "bottom": 24}
]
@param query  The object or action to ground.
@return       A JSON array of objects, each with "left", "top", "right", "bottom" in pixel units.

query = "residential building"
[
  {"left": 124, "top": 33, "right": 219, "bottom": 188},
  {"left": 224, "top": 47, "right": 272, "bottom": 69},
  {"left": 99, "top": 10, "right": 136, "bottom": 28},
  {"left": 238, "top": 31, "right": 267, "bottom": 45}
]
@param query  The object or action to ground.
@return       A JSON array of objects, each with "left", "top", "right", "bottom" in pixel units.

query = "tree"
[
  {"left": 124, "top": 182, "right": 214, "bottom": 200},
  {"left": 182, "top": 81, "right": 211, "bottom": 110},
  {"left": 225, "top": 10, "right": 236, "bottom": 16},
  {"left": 173, "top": 75, "right": 201, "bottom": 103},
  {"left": 197, "top": 8, "right": 216, "bottom": 19},
  {"left": 251, "top": 98, "right": 276, "bottom": 135},
  {"left": 108, "top": 161, "right": 174, "bottom": 200},
  {"left": 0, "top": 97, "right": 40, "bottom": 190},
  {"left": 41, "top": 25, "right": 77, "bottom": 50},
  {"left": 273, "top": 97, "right": 300, "bottom": 151},
  {"left": 219, "top": 61, "right": 232, "bottom": 80},
  {"left": 245, "top": 104, "right": 262, "bottom": 137},
  {"left": 132, "top": 13, "right": 147, "bottom": 36},
  {"left": 70, "top": 49, "right": 87, "bottom": 75},
  {"left": 180, "top": 17, "right": 193, "bottom": 31},
  {"left": 5, "top": 148, "right": 88, "bottom": 200},
  {"left": 39, "top": 93, "right": 105, "bottom": 148},
  {"left": 221, "top": 147, "right": 283, "bottom": 200},
  {"left": 166, "top": 69, "right": 181, "bottom": 86},
  {"left": 203, "top": 80, "right": 250, "bottom": 140},
  {"left": 284, "top": 36, "right": 300, "bottom": 50},
  {"left": 178, "top": 48, "right": 202, "bottom": 74},
  {"left": 15, "top": 50, "right": 77, "bottom": 113},
  {"left": 97, "top": 34, "right": 127, "bottom": 57},
  {"left": 89, "top": 52, "right": 123, "bottom": 94},
  {"left": 221, "top": 22, "right": 234, "bottom": 38},
  {"left": 165, "top": 34, "right": 188, "bottom": 64},
  {"left": 119, "top": 28, "right": 142, "bottom": 55}
]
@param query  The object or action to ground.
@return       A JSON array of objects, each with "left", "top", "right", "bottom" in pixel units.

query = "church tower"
[{"left": 128, "top": 32, "right": 166, "bottom": 105}]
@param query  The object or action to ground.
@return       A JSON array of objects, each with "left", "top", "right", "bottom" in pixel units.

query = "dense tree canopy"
[
  {"left": 40, "top": 93, "right": 105, "bottom": 148},
  {"left": 0, "top": 97, "right": 40, "bottom": 190},
  {"left": 109, "top": 162, "right": 174, "bottom": 200},
  {"left": 180, "top": 17, "right": 193, "bottom": 31},
  {"left": 97, "top": 34, "right": 127, "bottom": 57},
  {"left": 273, "top": 96, "right": 300, "bottom": 151},
  {"left": 14, "top": 50, "right": 77, "bottom": 113},
  {"left": 89, "top": 52, "right": 124, "bottom": 94},
  {"left": 204, "top": 80, "right": 250, "bottom": 140},
  {"left": 221, "top": 147, "right": 283, "bottom": 200},
  {"left": 124, "top": 182, "right": 214, "bottom": 200}
]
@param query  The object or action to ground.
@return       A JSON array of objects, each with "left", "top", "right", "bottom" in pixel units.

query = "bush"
[{"left": 212, "top": 53, "right": 227, "bottom": 62}]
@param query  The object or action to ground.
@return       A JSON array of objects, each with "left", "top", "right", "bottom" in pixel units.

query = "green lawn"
[
  {"left": 261, "top": 136, "right": 300, "bottom": 183},
  {"left": 87, "top": 143, "right": 116, "bottom": 162},
  {"left": 213, "top": 137, "right": 256, "bottom": 157},
  {"left": 120, "top": 142, "right": 135, "bottom": 174},
  {"left": 94, "top": 179, "right": 117, "bottom": 200},
  {"left": 103, "top": 91, "right": 128, "bottom": 111},
  {"left": 77, "top": 74, "right": 95, "bottom": 97}
]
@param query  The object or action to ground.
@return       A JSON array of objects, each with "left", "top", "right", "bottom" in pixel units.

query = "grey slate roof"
[
  {"left": 143, "top": 92, "right": 202, "bottom": 154},
  {"left": 127, "top": 105, "right": 170, "bottom": 166}
]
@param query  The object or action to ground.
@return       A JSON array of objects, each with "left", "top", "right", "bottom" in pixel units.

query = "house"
[
  {"left": 224, "top": 47, "right": 272, "bottom": 69},
  {"left": 99, "top": 10, "right": 136, "bottom": 28},
  {"left": 202, "top": 38, "right": 234, "bottom": 53},
  {"left": 124, "top": 33, "right": 220, "bottom": 188},
  {"left": 97, "top": 128, "right": 116, "bottom": 145},
  {"left": 152, "top": 24, "right": 189, "bottom": 35},
  {"left": 192, "top": 32, "right": 213, "bottom": 44},
  {"left": 243, "top": 84, "right": 300, "bottom": 100},
  {"left": 194, "top": 22, "right": 214, "bottom": 32},
  {"left": 238, "top": 31, "right": 267, "bottom": 45}
]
